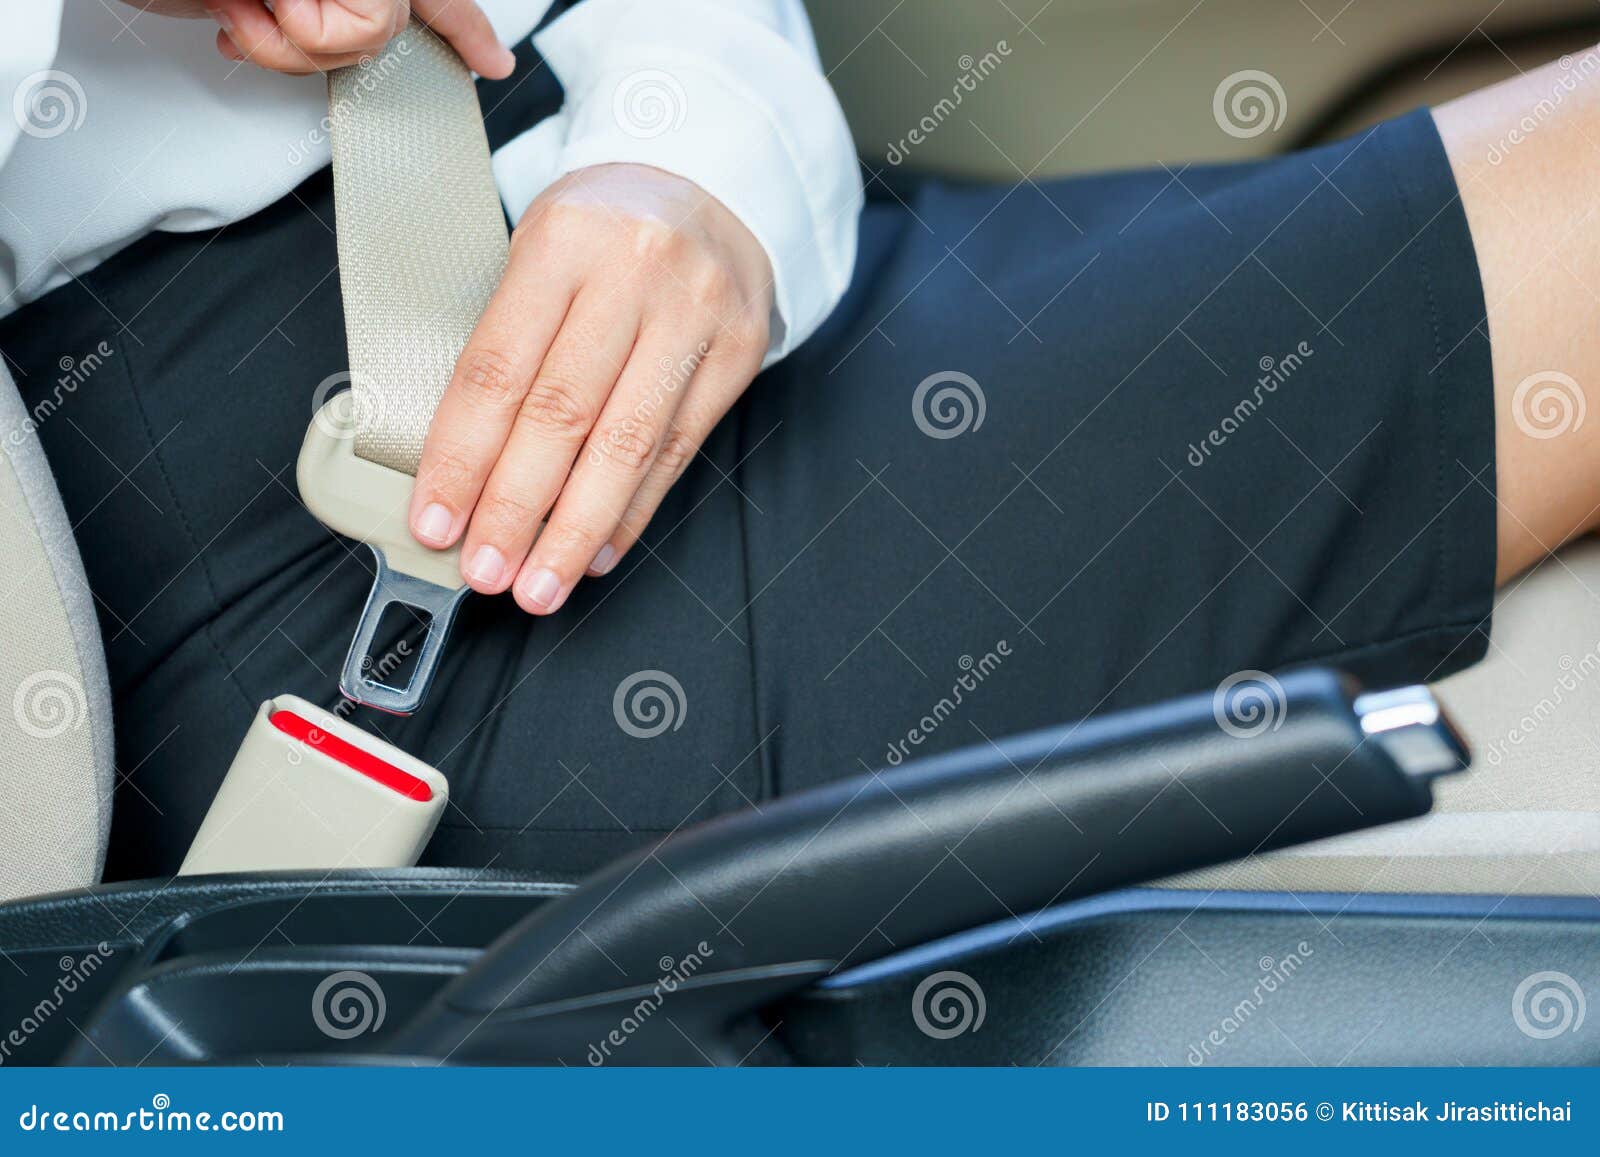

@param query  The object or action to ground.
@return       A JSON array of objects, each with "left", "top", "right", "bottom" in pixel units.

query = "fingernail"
[
  {"left": 521, "top": 567, "right": 563, "bottom": 610},
  {"left": 414, "top": 502, "right": 454, "bottom": 546},
  {"left": 496, "top": 46, "right": 517, "bottom": 77},
  {"left": 466, "top": 544, "right": 504, "bottom": 587},
  {"left": 206, "top": 6, "right": 233, "bottom": 31},
  {"left": 589, "top": 543, "right": 617, "bottom": 576}
]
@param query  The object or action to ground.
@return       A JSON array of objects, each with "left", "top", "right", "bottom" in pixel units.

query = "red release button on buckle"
[{"left": 269, "top": 709, "right": 434, "bottom": 802}]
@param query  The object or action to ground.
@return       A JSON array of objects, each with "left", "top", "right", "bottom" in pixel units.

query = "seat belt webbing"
[
  {"left": 328, "top": 20, "right": 510, "bottom": 477},
  {"left": 294, "top": 22, "right": 509, "bottom": 714}
]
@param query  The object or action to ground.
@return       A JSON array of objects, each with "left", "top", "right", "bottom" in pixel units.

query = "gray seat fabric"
[
  {"left": 1169, "top": 540, "right": 1600, "bottom": 896},
  {"left": 0, "top": 364, "right": 114, "bottom": 900}
]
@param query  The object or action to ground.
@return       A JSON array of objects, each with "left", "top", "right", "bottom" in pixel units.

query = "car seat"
[{"left": 0, "top": 361, "right": 114, "bottom": 901}]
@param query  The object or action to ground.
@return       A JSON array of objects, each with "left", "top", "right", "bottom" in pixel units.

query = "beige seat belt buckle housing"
[
  {"left": 310, "top": 20, "right": 507, "bottom": 715},
  {"left": 299, "top": 396, "right": 468, "bottom": 715},
  {"left": 179, "top": 693, "right": 449, "bottom": 876}
]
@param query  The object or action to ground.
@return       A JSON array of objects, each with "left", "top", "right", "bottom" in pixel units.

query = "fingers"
[
  {"left": 451, "top": 290, "right": 641, "bottom": 602},
  {"left": 270, "top": 0, "right": 400, "bottom": 56},
  {"left": 210, "top": 0, "right": 346, "bottom": 73},
  {"left": 505, "top": 334, "right": 705, "bottom": 612},
  {"left": 210, "top": 0, "right": 514, "bottom": 78},
  {"left": 414, "top": 0, "right": 517, "bottom": 79},
  {"left": 592, "top": 407, "right": 713, "bottom": 572},
  {"left": 581, "top": 339, "right": 762, "bottom": 579},
  {"left": 404, "top": 163, "right": 776, "bottom": 617},
  {"left": 408, "top": 247, "right": 580, "bottom": 554}
]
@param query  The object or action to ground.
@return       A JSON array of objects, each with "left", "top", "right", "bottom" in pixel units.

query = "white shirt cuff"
[{"left": 491, "top": 0, "right": 863, "bottom": 366}]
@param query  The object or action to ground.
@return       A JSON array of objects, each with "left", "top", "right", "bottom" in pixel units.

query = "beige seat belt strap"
[{"left": 297, "top": 20, "right": 509, "bottom": 715}]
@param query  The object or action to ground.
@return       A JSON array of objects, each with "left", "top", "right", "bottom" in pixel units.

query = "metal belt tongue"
[{"left": 297, "top": 20, "right": 509, "bottom": 715}]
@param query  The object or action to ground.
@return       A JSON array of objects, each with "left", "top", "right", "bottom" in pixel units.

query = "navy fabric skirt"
[{"left": 0, "top": 105, "right": 1495, "bottom": 881}]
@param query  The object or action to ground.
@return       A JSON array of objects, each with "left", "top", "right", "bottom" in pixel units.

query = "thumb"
[{"left": 413, "top": 0, "right": 516, "bottom": 79}]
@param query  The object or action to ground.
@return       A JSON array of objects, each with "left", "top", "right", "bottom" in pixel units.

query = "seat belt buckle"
[
  {"left": 297, "top": 395, "right": 469, "bottom": 715},
  {"left": 178, "top": 693, "right": 450, "bottom": 875}
]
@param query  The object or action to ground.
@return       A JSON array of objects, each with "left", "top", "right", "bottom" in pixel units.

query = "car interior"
[{"left": 1, "top": 0, "right": 1597, "bottom": 1067}]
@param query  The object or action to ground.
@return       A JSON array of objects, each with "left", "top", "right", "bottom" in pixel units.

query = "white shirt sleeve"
[
  {"left": 0, "top": 2, "right": 66, "bottom": 172},
  {"left": 489, "top": 0, "right": 863, "bottom": 365}
]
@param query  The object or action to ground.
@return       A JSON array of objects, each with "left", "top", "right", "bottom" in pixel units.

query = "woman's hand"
[
  {"left": 408, "top": 162, "right": 775, "bottom": 615},
  {"left": 125, "top": 0, "right": 515, "bottom": 78}
]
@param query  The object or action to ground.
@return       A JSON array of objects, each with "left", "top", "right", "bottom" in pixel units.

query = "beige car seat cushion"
[
  {"left": 0, "top": 365, "right": 114, "bottom": 900},
  {"left": 1168, "top": 540, "right": 1600, "bottom": 897}
]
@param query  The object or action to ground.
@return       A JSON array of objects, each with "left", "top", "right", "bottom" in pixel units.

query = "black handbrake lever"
[{"left": 396, "top": 668, "right": 1466, "bottom": 1064}]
